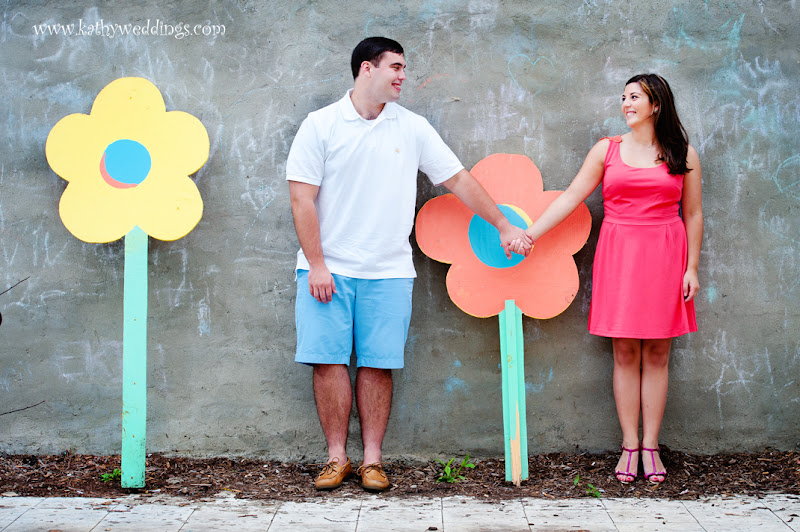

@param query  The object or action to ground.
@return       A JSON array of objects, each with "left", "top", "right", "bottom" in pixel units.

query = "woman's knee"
[
  {"left": 642, "top": 339, "right": 671, "bottom": 368},
  {"left": 613, "top": 338, "right": 641, "bottom": 366}
]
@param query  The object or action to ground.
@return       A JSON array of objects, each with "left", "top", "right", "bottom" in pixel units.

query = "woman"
[{"left": 513, "top": 74, "right": 703, "bottom": 483}]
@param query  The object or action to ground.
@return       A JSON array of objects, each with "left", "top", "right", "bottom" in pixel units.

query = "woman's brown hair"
[{"left": 626, "top": 74, "right": 690, "bottom": 176}]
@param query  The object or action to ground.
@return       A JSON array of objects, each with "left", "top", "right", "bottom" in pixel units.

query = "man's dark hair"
[{"left": 351, "top": 37, "right": 404, "bottom": 79}]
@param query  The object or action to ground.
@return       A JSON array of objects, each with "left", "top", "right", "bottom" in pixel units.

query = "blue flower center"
[
  {"left": 102, "top": 140, "right": 151, "bottom": 187},
  {"left": 468, "top": 204, "right": 528, "bottom": 269}
]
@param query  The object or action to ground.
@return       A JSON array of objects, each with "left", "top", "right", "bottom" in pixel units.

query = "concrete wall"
[{"left": 1, "top": 0, "right": 798, "bottom": 461}]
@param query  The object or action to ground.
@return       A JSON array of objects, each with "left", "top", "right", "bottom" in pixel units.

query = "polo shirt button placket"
[{"left": 366, "top": 120, "right": 378, "bottom": 150}]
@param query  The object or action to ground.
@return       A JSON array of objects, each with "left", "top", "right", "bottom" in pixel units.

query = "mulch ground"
[{"left": 1, "top": 449, "right": 798, "bottom": 501}]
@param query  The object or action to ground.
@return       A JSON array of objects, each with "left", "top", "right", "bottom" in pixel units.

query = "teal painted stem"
[
  {"left": 499, "top": 300, "right": 528, "bottom": 483},
  {"left": 121, "top": 226, "right": 148, "bottom": 488}
]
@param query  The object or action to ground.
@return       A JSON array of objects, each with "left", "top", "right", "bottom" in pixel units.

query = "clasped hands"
[
  {"left": 509, "top": 237, "right": 533, "bottom": 257},
  {"left": 502, "top": 225, "right": 534, "bottom": 258}
]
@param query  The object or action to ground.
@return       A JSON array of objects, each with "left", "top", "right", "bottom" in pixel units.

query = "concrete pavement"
[{"left": 1, "top": 492, "right": 799, "bottom": 531}]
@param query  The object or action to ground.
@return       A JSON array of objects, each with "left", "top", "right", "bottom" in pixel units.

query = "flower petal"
[
  {"left": 46, "top": 114, "right": 106, "bottom": 184},
  {"left": 91, "top": 77, "right": 166, "bottom": 118},
  {"left": 445, "top": 258, "right": 509, "bottom": 318},
  {"left": 58, "top": 182, "right": 137, "bottom": 243},
  {"left": 470, "top": 153, "right": 543, "bottom": 209},
  {"left": 148, "top": 111, "right": 210, "bottom": 178},
  {"left": 415, "top": 193, "right": 473, "bottom": 264},
  {"left": 514, "top": 252, "right": 581, "bottom": 319},
  {"left": 137, "top": 175, "right": 204, "bottom": 241}
]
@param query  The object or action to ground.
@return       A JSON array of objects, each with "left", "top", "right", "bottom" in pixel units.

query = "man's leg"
[
  {"left": 352, "top": 277, "right": 412, "bottom": 491},
  {"left": 312, "top": 363, "right": 355, "bottom": 489},
  {"left": 313, "top": 363, "right": 352, "bottom": 463},
  {"left": 356, "top": 367, "right": 392, "bottom": 465},
  {"left": 294, "top": 270, "right": 356, "bottom": 489}
]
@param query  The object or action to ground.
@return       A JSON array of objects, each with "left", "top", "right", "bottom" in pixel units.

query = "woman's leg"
[
  {"left": 612, "top": 338, "right": 643, "bottom": 479},
  {"left": 640, "top": 338, "right": 672, "bottom": 482}
]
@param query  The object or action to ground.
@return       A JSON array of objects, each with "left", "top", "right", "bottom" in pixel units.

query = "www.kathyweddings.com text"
[{"left": 33, "top": 19, "right": 225, "bottom": 40}]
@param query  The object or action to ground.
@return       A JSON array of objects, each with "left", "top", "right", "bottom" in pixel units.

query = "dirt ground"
[{"left": 1, "top": 449, "right": 798, "bottom": 501}]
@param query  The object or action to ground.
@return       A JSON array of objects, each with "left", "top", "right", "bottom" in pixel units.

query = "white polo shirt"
[{"left": 286, "top": 91, "right": 464, "bottom": 279}]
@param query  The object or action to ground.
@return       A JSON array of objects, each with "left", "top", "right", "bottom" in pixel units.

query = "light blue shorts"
[{"left": 294, "top": 270, "right": 414, "bottom": 369}]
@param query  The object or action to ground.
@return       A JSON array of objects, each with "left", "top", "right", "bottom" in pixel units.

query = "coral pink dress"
[{"left": 588, "top": 136, "right": 697, "bottom": 338}]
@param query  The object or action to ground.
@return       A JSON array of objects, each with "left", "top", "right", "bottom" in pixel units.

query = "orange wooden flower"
[{"left": 415, "top": 154, "right": 591, "bottom": 319}]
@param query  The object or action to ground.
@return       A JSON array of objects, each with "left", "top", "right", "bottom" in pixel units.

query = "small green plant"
[
  {"left": 573, "top": 474, "right": 602, "bottom": 498},
  {"left": 100, "top": 468, "right": 122, "bottom": 482},
  {"left": 436, "top": 453, "right": 476, "bottom": 483},
  {"left": 585, "top": 482, "right": 601, "bottom": 498}
]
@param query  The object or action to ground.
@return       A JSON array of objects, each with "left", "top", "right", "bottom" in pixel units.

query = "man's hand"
[
  {"left": 308, "top": 265, "right": 337, "bottom": 304},
  {"left": 499, "top": 222, "right": 533, "bottom": 259},
  {"left": 289, "top": 181, "right": 335, "bottom": 303}
]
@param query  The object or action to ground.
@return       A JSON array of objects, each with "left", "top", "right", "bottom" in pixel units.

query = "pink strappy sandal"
[
  {"left": 615, "top": 445, "right": 639, "bottom": 483},
  {"left": 641, "top": 446, "right": 667, "bottom": 484}
]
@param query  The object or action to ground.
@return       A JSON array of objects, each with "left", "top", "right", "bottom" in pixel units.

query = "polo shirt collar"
[{"left": 340, "top": 90, "right": 397, "bottom": 122}]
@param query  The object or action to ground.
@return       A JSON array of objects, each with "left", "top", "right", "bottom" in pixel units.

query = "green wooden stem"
[
  {"left": 121, "top": 226, "right": 148, "bottom": 488},
  {"left": 499, "top": 300, "right": 528, "bottom": 484}
]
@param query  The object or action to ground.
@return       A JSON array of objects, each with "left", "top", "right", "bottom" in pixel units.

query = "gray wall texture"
[{"left": 1, "top": 1, "right": 798, "bottom": 461}]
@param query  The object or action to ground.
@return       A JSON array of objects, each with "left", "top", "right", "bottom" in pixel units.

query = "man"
[{"left": 286, "top": 37, "right": 532, "bottom": 491}]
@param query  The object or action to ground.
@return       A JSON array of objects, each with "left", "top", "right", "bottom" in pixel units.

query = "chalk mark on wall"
[
  {"left": 704, "top": 330, "right": 798, "bottom": 430},
  {"left": 506, "top": 54, "right": 555, "bottom": 97},
  {"left": 525, "top": 367, "right": 554, "bottom": 394},
  {"left": 760, "top": 155, "right": 800, "bottom": 245},
  {"left": 197, "top": 292, "right": 211, "bottom": 336}
]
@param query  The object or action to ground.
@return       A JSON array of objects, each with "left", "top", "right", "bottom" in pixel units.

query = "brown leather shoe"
[
  {"left": 357, "top": 462, "right": 390, "bottom": 491},
  {"left": 315, "top": 457, "right": 352, "bottom": 490}
]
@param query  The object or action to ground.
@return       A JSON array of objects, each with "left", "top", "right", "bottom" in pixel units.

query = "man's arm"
[
  {"left": 442, "top": 169, "right": 532, "bottom": 258},
  {"left": 289, "top": 181, "right": 336, "bottom": 304}
]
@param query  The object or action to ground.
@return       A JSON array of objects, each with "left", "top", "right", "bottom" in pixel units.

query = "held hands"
[
  {"left": 500, "top": 224, "right": 533, "bottom": 258},
  {"left": 308, "top": 264, "right": 337, "bottom": 304},
  {"left": 683, "top": 269, "right": 700, "bottom": 303},
  {"left": 509, "top": 228, "right": 535, "bottom": 257}
]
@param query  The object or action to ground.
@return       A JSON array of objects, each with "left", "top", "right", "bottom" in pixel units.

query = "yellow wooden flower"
[{"left": 46, "top": 77, "right": 208, "bottom": 243}]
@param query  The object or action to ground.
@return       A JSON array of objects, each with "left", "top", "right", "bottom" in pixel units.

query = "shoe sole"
[
  {"left": 361, "top": 483, "right": 390, "bottom": 491},
  {"left": 315, "top": 472, "right": 352, "bottom": 490},
  {"left": 315, "top": 484, "right": 344, "bottom": 490}
]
